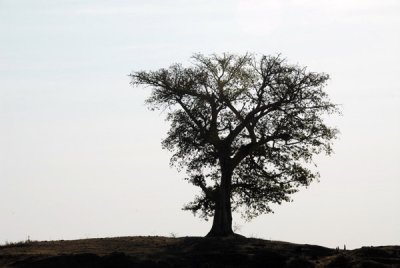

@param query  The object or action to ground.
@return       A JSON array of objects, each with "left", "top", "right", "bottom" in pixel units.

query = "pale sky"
[{"left": 1, "top": 0, "right": 399, "bottom": 249}]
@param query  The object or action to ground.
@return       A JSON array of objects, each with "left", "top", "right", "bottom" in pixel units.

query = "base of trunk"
[
  {"left": 205, "top": 229, "right": 234, "bottom": 237},
  {"left": 206, "top": 214, "right": 233, "bottom": 237},
  {"left": 205, "top": 231, "right": 245, "bottom": 238}
]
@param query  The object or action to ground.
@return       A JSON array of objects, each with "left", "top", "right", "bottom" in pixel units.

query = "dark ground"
[{"left": 0, "top": 236, "right": 399, "bottom": 267}]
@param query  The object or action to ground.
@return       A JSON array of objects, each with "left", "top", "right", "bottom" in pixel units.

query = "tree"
[{"left": 130, "top": 53, "right": 339, "bottom": 237}]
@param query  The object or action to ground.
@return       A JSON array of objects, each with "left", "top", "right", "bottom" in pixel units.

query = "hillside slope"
[{"left": 1, "top": 236, "right": 399, "bottom": 267}]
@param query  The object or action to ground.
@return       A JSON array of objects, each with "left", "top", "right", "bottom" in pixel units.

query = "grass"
[
  {"left": 0, "top": 237, "right": 38, "bottom": 248},
  {"left": 0, "top": 236, "right": 399, "bottom": 267}
]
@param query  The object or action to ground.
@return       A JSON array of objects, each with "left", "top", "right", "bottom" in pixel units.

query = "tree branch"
[{"left": 225, "top": 100, "right": 284, "bottom": 145}]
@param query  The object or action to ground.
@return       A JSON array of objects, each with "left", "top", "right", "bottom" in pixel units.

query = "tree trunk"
[{"left": 206, "top": 164, "right": 234, "bottom": 237}]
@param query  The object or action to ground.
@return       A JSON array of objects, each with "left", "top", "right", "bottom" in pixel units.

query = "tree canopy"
[{"left": 130, "top": 53, "right": 339, "bottom": 236}]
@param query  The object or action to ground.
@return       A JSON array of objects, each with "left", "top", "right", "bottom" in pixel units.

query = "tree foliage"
[{"left": 130, "top": 53, "right": 339, "bottom": 222}]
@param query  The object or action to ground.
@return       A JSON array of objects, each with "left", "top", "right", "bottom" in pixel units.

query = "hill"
[{"left": 1, "top": 236, "right": 399, "bottom": 267}]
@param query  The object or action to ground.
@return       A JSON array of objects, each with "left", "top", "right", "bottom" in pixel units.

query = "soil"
[{"left": 0, "top": 236, "right": 399, "bottom": 267}]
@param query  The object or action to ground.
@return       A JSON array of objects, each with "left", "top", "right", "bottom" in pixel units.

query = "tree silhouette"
[{"left": 130, "top": 53, "right": 339, "bottom": 237}]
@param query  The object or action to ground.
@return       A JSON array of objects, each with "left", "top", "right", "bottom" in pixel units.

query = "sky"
[{"left": 0, "top": 0, "right": 399, "bottom": 249}]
